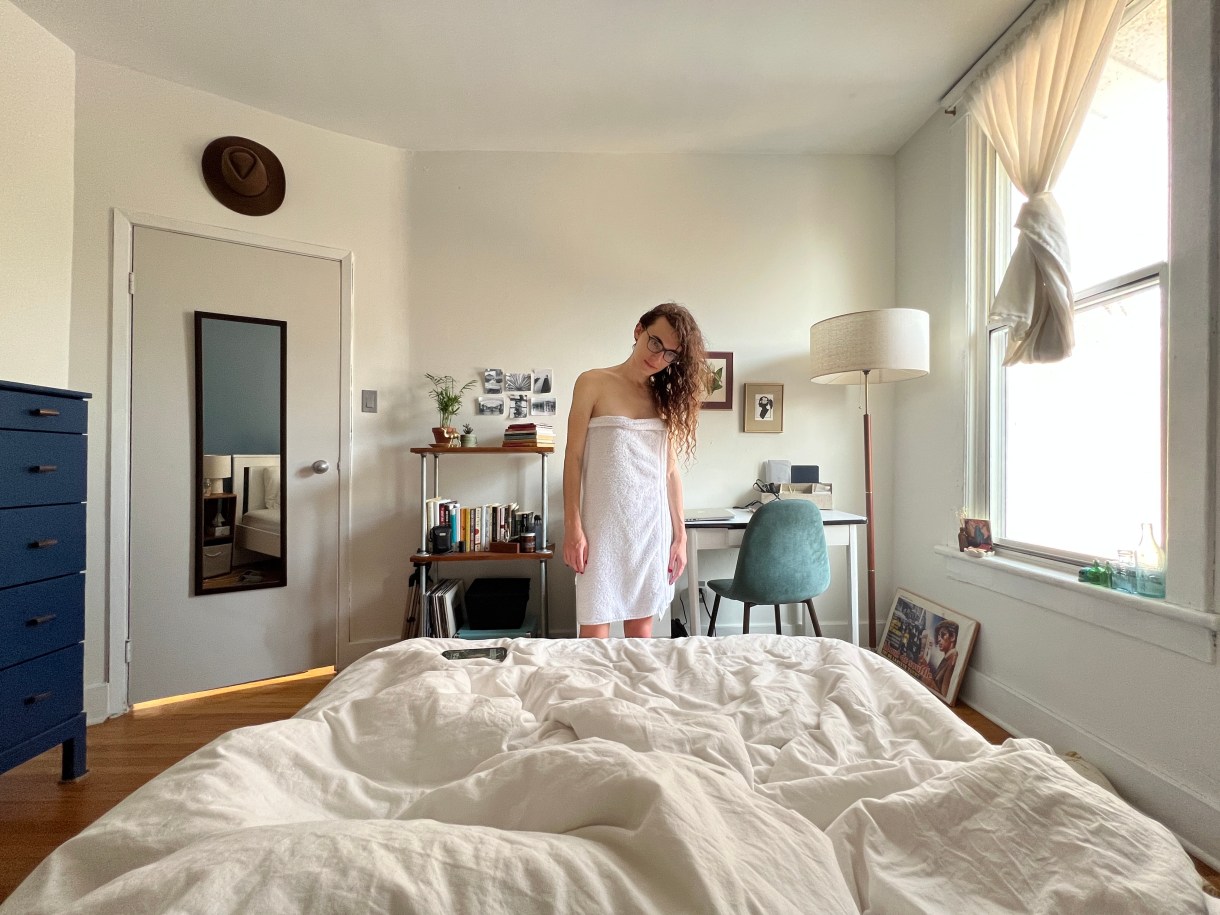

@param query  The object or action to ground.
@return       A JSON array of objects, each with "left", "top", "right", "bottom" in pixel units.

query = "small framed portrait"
[
  {"left": 879, "top": 589, "right": 979, "bottom": 706},
  {"left": 477, "top": 396, "right": 505, "bottom": 416},
  {"left": 482, "top": 368, "right": 504, "bottom": 394},
  {"left": 742, "top": 382, "right": 783, "bottom": 433},
  {"left": 701, "top": 352, "right": 733, "bottom": 411},
  {"left": 530, "top": 395, "right": 556, "bottom": 415},
  {"left": 532, "top": 368, "right": 554, "bottom": 394},
  {"left": 505, "top": 372, "right": 533, "bottom": 393},
  {"left": 506, "top": 393, "right": 530, "bottom": 419},
  {"left": 962, "top": 518, "right": 994, "bottom": 551}
]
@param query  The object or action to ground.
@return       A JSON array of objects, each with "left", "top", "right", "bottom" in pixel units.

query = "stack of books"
[
  {"left": 425, "top": 498, "right": 532, "bottom": 552},
  {"left": 503, "top": 422, "right": 554, "bottom": 448}
]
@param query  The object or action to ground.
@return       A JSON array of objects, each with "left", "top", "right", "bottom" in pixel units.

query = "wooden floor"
[{"left": 2, "top": 671, "right": 1217, "bottom": 903}]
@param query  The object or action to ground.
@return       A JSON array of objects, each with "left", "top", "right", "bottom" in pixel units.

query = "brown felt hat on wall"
[{"left": 201, "top": 136, "right": 286, "bottom": 216}]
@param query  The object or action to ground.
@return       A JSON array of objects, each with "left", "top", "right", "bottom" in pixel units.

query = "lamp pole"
[{"left": 862, "top": 370, "right": 877, "bottom": 650}]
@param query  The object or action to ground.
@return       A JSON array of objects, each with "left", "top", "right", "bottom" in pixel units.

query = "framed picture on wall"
[
  {"left": 878, "top": 589, "right": 979, "bottom": 706},
  {"left": 742, "top": 382, "right": 783, "bottom": 433},
  {"left": 701, "top": 352, "right": 733, "bottom": 410}
]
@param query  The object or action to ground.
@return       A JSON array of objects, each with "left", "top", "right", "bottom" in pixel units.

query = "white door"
[{"left": 128, "top": 227, "right": 341, "bottom": 703}]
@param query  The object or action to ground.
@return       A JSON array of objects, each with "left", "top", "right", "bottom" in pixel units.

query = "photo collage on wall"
[{"left": 479, "top": 368, "right": 555, "bottom": 421}]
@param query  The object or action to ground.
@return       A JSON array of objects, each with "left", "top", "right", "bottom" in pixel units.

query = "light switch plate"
[{"left": 361, "top": 389, "right": 377, "bottom": 413}]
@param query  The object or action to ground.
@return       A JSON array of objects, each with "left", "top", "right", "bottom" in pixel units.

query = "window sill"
[{"left": 934, "top": 545, "right": 1217, "bottom": 662}]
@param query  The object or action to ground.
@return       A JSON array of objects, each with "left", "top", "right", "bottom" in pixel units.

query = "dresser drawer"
[
  {"left": 0, "top": 503, "right": 87, "bottom": 588},
  {"left": 0, "top": 575, "right": 85, "bottom": 669},
  {"left": 0, "top": 389, "right": 88, "bottom": 435},
  {"left": 0, "top": 642, "right": 83, "bottom": 750},
  {"left": 0, "top": 430, "right": 87, "bottom": 508}
]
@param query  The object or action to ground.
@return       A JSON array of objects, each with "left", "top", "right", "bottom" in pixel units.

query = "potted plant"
[
  {"left": 425, "top": 373, "right": 476, "bottom": 447},
  {"left": 460, "top": 423, "right": 477, "bottom": 447}
]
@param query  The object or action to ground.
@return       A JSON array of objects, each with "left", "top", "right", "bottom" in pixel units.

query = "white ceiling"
[{"left": 12, "top": 0, "right": 1029, "bottom": 155}]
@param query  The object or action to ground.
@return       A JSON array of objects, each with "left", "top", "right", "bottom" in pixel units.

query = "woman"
[{"left": 563, "top": 302, "right": 708, "bottom": 638}]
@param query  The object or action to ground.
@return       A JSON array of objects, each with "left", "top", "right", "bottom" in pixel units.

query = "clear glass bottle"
[
  {"left": 1112, "top": 549, "right": 1138, "bottom": 594},
  {"left": 1135, "top": 522, "right": 1166, "bottom": 598}
]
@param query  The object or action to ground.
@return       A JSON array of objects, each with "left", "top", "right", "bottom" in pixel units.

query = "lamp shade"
[
  {"left": 202, "top": 453, "right": 232, "bottom": 480},
  {"left": 810, "top": 308, "right": 930, "bottom": 384}
]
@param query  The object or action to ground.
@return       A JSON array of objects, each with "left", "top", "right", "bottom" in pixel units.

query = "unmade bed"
[{"left": 4, "top": 636, "right": 1215, "bottom": 913}]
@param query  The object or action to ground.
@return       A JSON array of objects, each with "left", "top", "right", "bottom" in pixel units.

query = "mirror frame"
[{"left": 193, "top": 311, "right": 288, "bottom": 595}]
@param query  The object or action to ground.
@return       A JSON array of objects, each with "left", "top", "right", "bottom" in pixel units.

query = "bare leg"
[
  {"left": 579, "top": 623, "right": 610, "bottom": 639},
  {"left": 623, "top": 616, "right": 653, "bottom": 638}
]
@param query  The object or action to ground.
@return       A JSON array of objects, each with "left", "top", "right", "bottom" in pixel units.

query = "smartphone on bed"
[{"left": 441, "top": 647, "right": 507, "bottom": 662}]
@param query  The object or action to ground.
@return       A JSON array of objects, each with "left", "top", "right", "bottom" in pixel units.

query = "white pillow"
[{"left": 264, "top": 464, "right": 281, "bottom": 509}]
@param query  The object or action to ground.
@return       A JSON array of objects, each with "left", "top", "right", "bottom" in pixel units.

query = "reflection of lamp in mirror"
[{"left": 202, "top": 453, "right": 232, "bottom": 498}]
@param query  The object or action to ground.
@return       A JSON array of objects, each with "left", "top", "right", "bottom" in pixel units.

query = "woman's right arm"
[{"left": 563, "top": 372, "right": 597, "bottom": 573}]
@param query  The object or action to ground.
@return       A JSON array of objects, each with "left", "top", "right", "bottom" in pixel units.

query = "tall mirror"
[{"left": 194, "top": 312, "right": 287, "bottom": 594}]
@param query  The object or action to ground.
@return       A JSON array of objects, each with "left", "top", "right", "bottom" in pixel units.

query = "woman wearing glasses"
[{"left": 563, "top": 302, "right": 708, "bottom": 637}]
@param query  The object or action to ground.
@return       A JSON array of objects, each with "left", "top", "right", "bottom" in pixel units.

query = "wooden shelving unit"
[{"left": 409, "top": 445, "right": 553, "bottom": 636}]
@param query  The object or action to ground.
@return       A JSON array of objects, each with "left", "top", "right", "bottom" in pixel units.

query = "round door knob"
[{"left": 311, "top": 460, "right": 330, "bottom": 474}]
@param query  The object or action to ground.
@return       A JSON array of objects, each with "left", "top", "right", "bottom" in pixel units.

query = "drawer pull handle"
[
  {"left": 31, "top": 408, "right": 61, "bottom": 417},
  {"left": 30, "top": 538, "right": 59, "bottom": 549},
  {"left": 31, "top": 465, "right": 59, "bottom": 474},
  {"left": 24, "top": 691, "right": 53, "bottom": 706},
  {"left": 26, "top": 613, "right": 58, "bottom": 627},
  {"left": 203, "top": 548, "right": 226, "bottom": 557}
]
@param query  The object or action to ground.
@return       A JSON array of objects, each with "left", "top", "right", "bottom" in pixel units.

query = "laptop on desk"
[{"left": 684, "top": 508, "right": 736, "bottom": 522}]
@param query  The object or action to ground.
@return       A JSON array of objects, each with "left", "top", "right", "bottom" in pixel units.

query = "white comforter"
[{"left": 5, "top": 636, "right": 1211, "bottom": 914}]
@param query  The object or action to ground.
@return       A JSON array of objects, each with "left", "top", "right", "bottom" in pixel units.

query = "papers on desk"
[{"left": 684, "top": 508, "right": 735, "bottom": 522}]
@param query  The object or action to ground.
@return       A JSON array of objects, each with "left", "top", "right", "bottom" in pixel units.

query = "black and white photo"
[
  {"left": 505, "top": 372, "right": 533, "bottom": 392},
  {"left": 482, "top": 368, "right": 504, "bottom": 394},
  {"left": 506, "top": 393, "right": 530, "bottom": 419},
  {"left": 531, "top": 396, "right": 556, "bottom": 415},
  {"left": 477, "top": 396, "right": 505, "bottom": 416},
  {"left": 532, "top": 368, "right": 553, "bottom": 394}
]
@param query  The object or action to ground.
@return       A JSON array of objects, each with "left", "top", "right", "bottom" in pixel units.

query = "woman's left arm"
[{"left": 665, "top": 438, "right": 687, "bottom": 585}]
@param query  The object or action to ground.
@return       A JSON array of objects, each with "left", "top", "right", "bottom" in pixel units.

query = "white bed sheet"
[
  {"left": 240, "top": 507, "right": 281, "bottom": 534},
  {"left": 5, "top": 636, "right": 1213, "bottom": 914}
]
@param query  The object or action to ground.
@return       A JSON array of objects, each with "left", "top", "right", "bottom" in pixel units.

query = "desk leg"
[
  {"left": 848, "top": 525, "right": 860, "bottom": 647},
  {"left": 686, "top": 533, "right": 700, "bottom": 636}
]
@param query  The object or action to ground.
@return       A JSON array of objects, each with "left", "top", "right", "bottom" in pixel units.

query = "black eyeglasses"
[{"left": 645, "top": 333, "right": 681, "bottom": 365}]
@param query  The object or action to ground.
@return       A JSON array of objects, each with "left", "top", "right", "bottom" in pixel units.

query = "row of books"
[
  {"left": 425, "top": 498, "right": 539, "bottom": 552},
  {"left": 503, "top": 422, "right": 555, "bottom": 448}
]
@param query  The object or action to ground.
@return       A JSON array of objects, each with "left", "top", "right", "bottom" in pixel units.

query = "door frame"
[{"left": 107, "top": 210, "right": 354, "bottom": 718}]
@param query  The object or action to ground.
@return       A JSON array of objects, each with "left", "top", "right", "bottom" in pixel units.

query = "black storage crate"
[{"left": 463, "top": 578, "right": 530, "bottom": 630}]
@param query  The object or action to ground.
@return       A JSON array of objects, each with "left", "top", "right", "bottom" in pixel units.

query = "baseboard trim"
[{"left": 963, "top": 671, "right": 1220, "bottom": 871}]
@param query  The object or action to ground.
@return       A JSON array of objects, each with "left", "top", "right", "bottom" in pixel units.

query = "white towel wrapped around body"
[{"left": 575, "top": 416, "right": 672, "bottom": 625}]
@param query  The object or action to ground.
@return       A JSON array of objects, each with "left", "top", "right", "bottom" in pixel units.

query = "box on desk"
[{"left": 777, "top": 482, "right": 832, "bottom": 510}]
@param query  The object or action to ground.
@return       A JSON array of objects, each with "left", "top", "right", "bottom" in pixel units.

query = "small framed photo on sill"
[{"left": 742, "top": 382, "right": 783, "bottom": 433}]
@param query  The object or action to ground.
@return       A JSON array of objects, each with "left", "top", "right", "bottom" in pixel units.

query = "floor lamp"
[{"left": 809, "top": 309, "right": 930, "bottom": 650}]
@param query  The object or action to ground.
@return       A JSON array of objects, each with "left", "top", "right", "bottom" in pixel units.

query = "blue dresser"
[{"left": 0, "top": 380, "right": 89, "bottom": 781}]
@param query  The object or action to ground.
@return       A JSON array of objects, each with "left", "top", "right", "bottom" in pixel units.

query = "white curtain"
[{"left": 965, "top": 0, "right": 1125, "bottom": 365}]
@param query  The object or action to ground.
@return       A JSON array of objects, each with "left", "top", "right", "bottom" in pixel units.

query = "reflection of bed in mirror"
[{"left": 232, "top": 454, "right": 281, "bottom": 561}]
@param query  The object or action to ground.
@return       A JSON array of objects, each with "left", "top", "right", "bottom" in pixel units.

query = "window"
[{"left": 971, "top": 0, "right": 1169, "bottom": 564}]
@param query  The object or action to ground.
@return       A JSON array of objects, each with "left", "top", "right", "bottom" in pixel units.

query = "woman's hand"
[
  {"left": 564, "top": 526, "right": 589, "bottom": 574},
  {"left": 667, "top": 538, "right": 687, "bottom": 585}
]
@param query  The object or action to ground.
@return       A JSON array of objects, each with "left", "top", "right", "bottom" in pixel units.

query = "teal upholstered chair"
[{"left": 706, "top": 499, "right": 831, "bottom": 637}]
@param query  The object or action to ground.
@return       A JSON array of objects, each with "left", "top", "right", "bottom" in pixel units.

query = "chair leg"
[
  {"left": 742, "top": 602, "right": 753, "bottom": 634},
  {"left": 804, "top": 599, "right": 823, "bottom": 637},
  {"left": 707, "top": 594, "right": 722, "bottom": 637},
  {"left": 774, "top": 604, "right": 782, "bottom": 635}
]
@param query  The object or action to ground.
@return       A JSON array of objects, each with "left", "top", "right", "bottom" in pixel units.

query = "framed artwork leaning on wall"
[{"left": 879, "top": 589, "right": 979, "bottom": 706}]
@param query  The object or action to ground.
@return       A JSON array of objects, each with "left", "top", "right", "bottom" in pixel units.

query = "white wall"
[
  {"left": 891, "top": 4, "right": 1219, "bottom": 866},
  {"left": 70, "top": 57, "right": 412, "bottom": 713},
  {"left": 406, "top": 152, "right": 896, "bottom": 636},
  {"left": 0, "top": 0, "right": 74, "bottom": 387}
]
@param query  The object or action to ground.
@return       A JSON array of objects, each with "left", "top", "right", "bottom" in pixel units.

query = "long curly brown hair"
[{"left": 640, "top": 302, "right": 708, "bottom": 462}]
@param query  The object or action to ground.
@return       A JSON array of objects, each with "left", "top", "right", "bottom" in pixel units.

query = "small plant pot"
[
  {"left": 460, "top": 434, "right": 477, "bottom": 447},
  {"left": 431, "top": 426, "right": 458, "bottom": 446}
]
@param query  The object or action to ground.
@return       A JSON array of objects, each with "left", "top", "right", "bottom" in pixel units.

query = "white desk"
[{"left": 683, "top": 508, "right": 867, "bottom": 644}]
